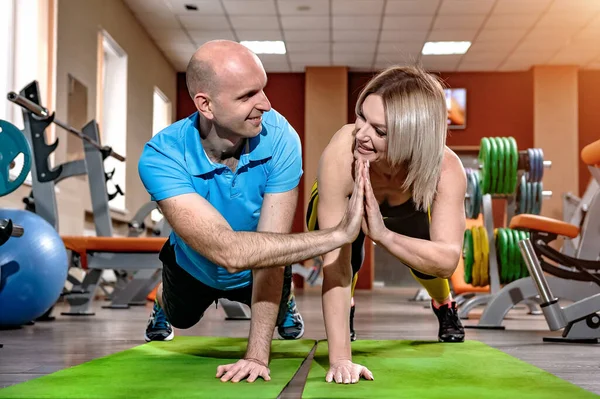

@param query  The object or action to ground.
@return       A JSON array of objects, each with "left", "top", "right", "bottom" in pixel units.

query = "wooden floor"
[{"left": 1, "top": 287, "right": 599, "bottom": 396}]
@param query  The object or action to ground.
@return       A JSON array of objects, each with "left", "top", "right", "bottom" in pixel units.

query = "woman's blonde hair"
[{"left": 355, "top": 65, "right": 447, "bottom": 211}]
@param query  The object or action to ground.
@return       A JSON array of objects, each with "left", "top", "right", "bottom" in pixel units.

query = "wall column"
[{"left": 532, "top": 66, "right": 579, "bottom": 220}]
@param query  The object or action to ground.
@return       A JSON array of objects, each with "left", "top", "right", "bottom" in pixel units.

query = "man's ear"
[{"left": 194, "top": 92, "right": 214, "bottom": 120}]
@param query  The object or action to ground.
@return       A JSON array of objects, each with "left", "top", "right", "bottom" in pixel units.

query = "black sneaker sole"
[
  {"left": 439, "top": 335, "right": 465, "bottom": 343},
  {"left": 144, "top": 330, "right": 175, "bottom": 342}
]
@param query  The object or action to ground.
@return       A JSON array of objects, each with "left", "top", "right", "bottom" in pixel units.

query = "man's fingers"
[
  {"left": 325, "top": 370, "right": 334, "bottom": 383},
  {"left": 230, "top": 366, "right": 251, "bottom": 383},
  {"left": 216, "top": 364, "right": 232, "bottom": 378},
  {"left": 220, "top": 364, "right": 242, "bottom": 382},
  {"left": 342, "top": 368, "right": 352, "bottom": 384},
  {"left": 246, "top": 367, "right": 261, "bottom": 383},
  {"left": 335, "top": 370, "right": 343, "bottom": 383},
  {"left": 361, "top": 367, "right": 374, "bottom": 381},
  {"left": 351, "top": 369, "right": 360, "bottom": 384},
  {"left": 259, "top": 367, "right": 271, "bottom": 382}
]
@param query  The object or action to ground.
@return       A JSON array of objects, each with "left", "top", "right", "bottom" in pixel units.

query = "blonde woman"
[{"left": 307, "top": 66, "right": 467, "bottom": 384}]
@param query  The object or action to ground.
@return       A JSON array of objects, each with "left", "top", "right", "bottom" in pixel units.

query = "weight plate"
[
  {"left": 489, "top": 138, "right": 498, "bottom": 194},
  {"left": 494, "top": 137, "right": 505, "bottom": 194},
  {"left": 508, "top": 137, "right": 518, "bottom": 193},
  {"left": 479, "top": 226, "right": 490, "bottom": 286},
  {"left": 531, "top": 182, "right": 539, "bottom": 215},
  {"left": 496, "top": 228, "right": 508, "bottom": 284},
  {"left": 522, "top": 230, "right": 530, "bottom": 278},
  {"left": 465, "top": 169, "right": 478, "bottom": 219},
  {"left": 0, "top": 120, "right": 32, "bottom": 197},
  {"left": 518, "top": 175, "right": 527, "bottom": 214},
  {"left": 463, "top": 229, "right": 474, "bottom": 284},
  {"left": 473, "top": 170, "right": 482, "bottom": 218},
  {"left": 517, "top": 230, "right": 529, "bottom": 279},
  {"left": 537, "top": 148, "right": 545, "bottom": 182},
  {"left": 525, "top": 181, "right": 532, "bottom": 214},
  {"left": 501, "top": 137, "right": 511, "bottom": 193},
  {"left": 513, "top": 229, "right": 524, "bottom": 280},
  {"left": 527, "top": 148, "right": 536, "bottom": 183},
  {"left": 471, "top": 226, "right": 481, "bottom": 287},
  {"left": 505, "top": 228, "right": 516, "bottom": 283},
  {"left": 479, "top": 138, "right": 491, "bottom": 194}
]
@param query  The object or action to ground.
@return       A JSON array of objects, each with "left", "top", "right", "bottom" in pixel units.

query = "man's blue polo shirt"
[{"left": 138, "top": 109, "right": 302, "bottom": 290}]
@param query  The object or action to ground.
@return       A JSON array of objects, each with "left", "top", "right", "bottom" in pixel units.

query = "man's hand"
[
  {"left": 337, "top": 159, "right": 367, "bottom": 244},
  {"left": 216, "top": 358, "right": 271, "bottom": 383},
  {"left": 326, "top": 359, "right": 374, "bottom": 384}
]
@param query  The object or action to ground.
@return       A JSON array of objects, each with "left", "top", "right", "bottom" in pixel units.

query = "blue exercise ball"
[{"left": 0, "top": 209, "right": 68, "bottom": 327}]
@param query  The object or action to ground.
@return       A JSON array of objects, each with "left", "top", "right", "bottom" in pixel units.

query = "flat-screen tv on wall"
[{"left": 445, "top": 88, "right": 466, "bottom": 129}]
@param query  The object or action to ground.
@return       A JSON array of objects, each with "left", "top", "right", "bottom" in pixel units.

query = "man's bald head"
[{"left": 185, "top": 40, "right": 262, "bottom": 99}]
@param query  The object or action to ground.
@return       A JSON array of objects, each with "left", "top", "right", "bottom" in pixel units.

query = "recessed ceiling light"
[
  {"left": 422, "top": 41, "right": 471, "bottom": 55},
  {"left": 184, "top": 4, "right": 198, "bottom": 11},
  {"left": 240, "top": 41, "right": 286, "bottom": 54}
]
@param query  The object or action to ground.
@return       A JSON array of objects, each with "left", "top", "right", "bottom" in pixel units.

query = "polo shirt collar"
[{"left": 184, "top": 112, "right": 272, "bottom": 176}]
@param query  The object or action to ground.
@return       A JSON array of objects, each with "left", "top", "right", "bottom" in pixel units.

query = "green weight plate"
[
  {"left": 513, "top": 229, "right": 525, "bottom": 280},
  {"left": 479, "top": 138, "right": 491, "bottom": 194},
  {"left": 521, "top": 231, "right": 530, "bottom": 277},
  {"left": 496, "top": 228, "right": 509, "bottom": 285},
  {"left": 501, "top": 137, "right": 511, "bottom": 194},
  {"left": 463, "top": 229, "right": 474, "bottom": 284},
  {"left": 494, "top": 137, "right": 505, "bottom": 194},
  {"left": 504, "top": 229, "right": 514, "bottom": 284},
  {"left": 510, "top": 229, "right": 521, "bottom": 280},
  {"left": 507, "top": 228, "right": 519, "bottom": 283},
  {"left": 508, "top": 137, "right": 518, "bottom": 193},
  {"left": 489, "top": 138, "right": 498, "bottom": 194},
  {"left": 518, "top": 230, "right": 529, "bottom": 278}
]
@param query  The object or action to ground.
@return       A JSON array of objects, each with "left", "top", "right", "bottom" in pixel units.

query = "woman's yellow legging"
[{"left": 351, "top": 269, "right": 450, "bottom": 303}]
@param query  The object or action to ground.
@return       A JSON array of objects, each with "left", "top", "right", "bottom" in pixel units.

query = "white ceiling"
[{"left": 124, "top": 0, "right": 600, "bottom": 73}]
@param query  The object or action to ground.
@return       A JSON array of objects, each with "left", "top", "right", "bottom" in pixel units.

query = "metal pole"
[
  {"left": 518, "top": 238, "right": 554, "bottom": 304},
  {"left": 7, "top": 92, "right": 126, "bottom": 162}
]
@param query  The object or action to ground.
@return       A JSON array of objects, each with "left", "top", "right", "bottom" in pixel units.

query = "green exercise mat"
[
  {"left": 0, "top": 337, "right": 315, "bottom": 399},
  {"left": 303, "top": 340, "right": 599, "bottom": 399}
]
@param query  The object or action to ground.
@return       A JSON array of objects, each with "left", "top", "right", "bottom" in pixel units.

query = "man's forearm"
[
  {"left": 245, "top": 268, "right": 283, "bottom": 364},
  {"left": 194, "top": 227, "right": 347, "bottom": 272}
]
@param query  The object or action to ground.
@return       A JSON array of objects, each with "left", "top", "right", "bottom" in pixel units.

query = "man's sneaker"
[
  {"left": 349, "top": 303, "right": 357, "bottom": 341},
  {"left": 432, "top": 301, "right": 465, "bottom": 343},
  {"left": 277, "top": 295, "right": 304, "bottom": 340},
  {"left": 145, "top": 300, "right": 174, "bottom": 342}
]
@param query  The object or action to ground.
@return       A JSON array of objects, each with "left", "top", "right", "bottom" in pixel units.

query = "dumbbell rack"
[
  {"left": 460, "top": 152, "right": 600, "bottom": 329},
  {"left": 457, "top": 192, "right": 540, "bottom": 321},
  {"left": 458, "top": 151, "right": 553, "bottom": 324}
]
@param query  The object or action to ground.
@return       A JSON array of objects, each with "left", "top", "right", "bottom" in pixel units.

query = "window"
[
  {"left": 151, "top": 87, "right": 171, "bottom": 222},
  {"left": 97, "top": 30, "right": 128, "bottom": 212},
  {"left": 1, "top": 0, "right": 55, "bottom": 185},
  {"left": 152, "top": 87, "right": 171, "bottom": 136}
]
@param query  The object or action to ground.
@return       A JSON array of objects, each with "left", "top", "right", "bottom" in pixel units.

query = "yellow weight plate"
[{"left": 479, "top": 226, "right": 490, "bottom": 286}]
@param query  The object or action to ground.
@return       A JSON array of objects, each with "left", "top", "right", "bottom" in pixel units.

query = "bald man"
[{"left": 138, "top": 40, "right": 366, "bottom": 383}]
